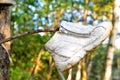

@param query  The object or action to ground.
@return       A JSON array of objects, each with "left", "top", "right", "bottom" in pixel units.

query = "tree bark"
[
  {"left": 102, "top": 0, "right": 118, "bottom": 80},
  {"left": 75, "top": 62, "right": 81, "bottom": 80},
  {"left": 83, "top": 0, "right": 89, "bottom": 25},
  {"left": 80, "top": 0, "right": 89, "bottom": 80},
  {"left": 67, "top": 69, "right": 72, "bottom": 80},
  {"left": 81, "top": 59, "right": 87, "bottom": 80},
  {"left": 0, "top": 1, "right": 12, "bottom": 80}
]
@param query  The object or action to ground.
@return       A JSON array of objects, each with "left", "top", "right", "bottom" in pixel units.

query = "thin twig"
[
  {"left": 1, "top": 44, "right": 12, "bottom": 63},
  {"left": 0, "top": 28, "right": 57, "bottom": 44},
  {"left": 47, "top": 56, "right": 54, "bottom": 80},
  {"left": 29, "top": 49, "right": 44, "bottom": 80},
  {"left": 57, "top": 68, "right": 65, "bottom": 80}
]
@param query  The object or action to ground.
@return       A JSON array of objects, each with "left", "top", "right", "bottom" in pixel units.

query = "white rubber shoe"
[{"left": 45, "top": 21, "right": 112, "bottom": 71}]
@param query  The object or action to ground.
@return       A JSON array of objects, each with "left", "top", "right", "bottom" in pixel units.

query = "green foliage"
[
  {"left": 10, "top": 67, "right": 30, "bottom": 80},
  {"left": 89, "top": 45, "right": 107, "bottom": 79}
]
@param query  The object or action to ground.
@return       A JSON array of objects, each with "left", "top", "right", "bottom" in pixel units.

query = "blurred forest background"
[{"left": 9, "top": 0, "right": 120, "bottom": 80}]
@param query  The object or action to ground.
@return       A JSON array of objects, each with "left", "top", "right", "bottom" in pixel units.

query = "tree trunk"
[
  {"left": 80, "top": 0, "right": 89, "bottom": 80},
  {"left": 102, "top": 0, "right": 118, "bottom": 80},
  {"left": 75, "top": 62, "right": 81, "bottom": 80},
  {"left": 81, "top": 59, "right": 87, "bottom": 80},
  {"left": 83, "top": 0, "right": 89, "bottom": 25},
  {"left": 87, "top": 54, "right": 93, "bottom": 78},
  {"left": 0, "top": 1, "right": 12, "bottom": 80},
  {"left": 67, "top": 69, "right": 72, "bottom": 80}
]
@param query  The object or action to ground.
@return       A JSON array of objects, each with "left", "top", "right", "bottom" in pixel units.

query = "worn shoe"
[{"left": 45, "top": 21, "right": 112, "bottom": 71}]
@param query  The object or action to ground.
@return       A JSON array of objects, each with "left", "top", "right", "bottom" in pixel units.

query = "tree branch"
[{"left": 0, "top": 28, "right": 57, "bottom": 44}]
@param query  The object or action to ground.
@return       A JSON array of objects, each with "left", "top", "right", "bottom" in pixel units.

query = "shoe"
[{"left": 45, "top": 21, "right": 112, "bottom": 71}]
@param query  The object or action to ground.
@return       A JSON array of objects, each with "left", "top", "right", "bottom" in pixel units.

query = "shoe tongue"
[{"left": 60, "top": 21, "right": 94, "bottom": 35}]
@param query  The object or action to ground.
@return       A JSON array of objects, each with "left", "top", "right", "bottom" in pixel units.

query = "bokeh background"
[{"left": 10, "top": 0, "right": 120, "bottom": 80}]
